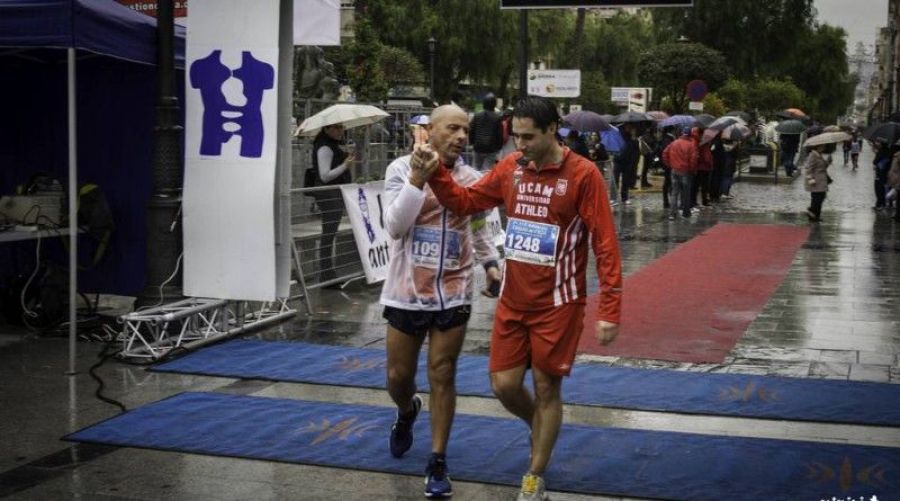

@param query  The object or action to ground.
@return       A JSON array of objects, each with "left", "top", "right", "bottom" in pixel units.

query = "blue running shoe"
[
  {"left": 390, "top": 394, "right": 422, "bottom": 458},
  {"left": 424, "top": 453, "right": 452, "bottom": 498}
]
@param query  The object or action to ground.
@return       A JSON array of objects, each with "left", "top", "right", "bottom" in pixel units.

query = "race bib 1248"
[{"left": 504, "top": 218, "right": 559, "bottom": 267}]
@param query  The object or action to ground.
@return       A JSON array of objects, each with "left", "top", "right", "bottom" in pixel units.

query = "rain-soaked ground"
[{"left": 1, "top": 146, "right": 898, "bottom": 500}]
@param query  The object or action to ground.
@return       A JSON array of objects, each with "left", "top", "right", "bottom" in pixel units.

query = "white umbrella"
[
  {"left": 294, "top": 104, "right": 390, "bottom": 137},
  {"left": 803, "top": 131, "right": 851, "bottom": 148}
]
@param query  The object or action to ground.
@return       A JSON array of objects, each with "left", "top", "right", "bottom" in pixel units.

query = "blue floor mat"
[
  {"left": 152, "top": 339, "right": 900, "bottom": 426},
  {"left": 66, "top": 392, "right": 900, "bottom": 500}
]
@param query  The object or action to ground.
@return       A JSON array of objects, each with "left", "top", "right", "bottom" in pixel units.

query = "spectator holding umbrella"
[
  {"left": 614, "top": 123, "right": 640, "bottom": 205},
  {"left": 888, "top": 146, "right": 900, "bottom": 222},
  {"left": 773, "top": 120, "right": 806, "bottom": 176},
  {"left": 662, "top": 126, "right": 699, "bottom": 220},
  {"left": 657, "top": 126, "right": 677, "bottom": 208},
  {"left": 873, "top": 138, "right": 891, "bottom": 210},
  {"left": 802, "top": 131, "right": 851, "bottom": 222},
  {"left": 691, "top": 127, "right": 713, "bottom": 208}
]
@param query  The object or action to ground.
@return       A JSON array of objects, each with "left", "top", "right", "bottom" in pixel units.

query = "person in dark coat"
[
  {"left": 565, "top": 129, "right": 591, "bottom": 159},
  {"left": 310, "top": 124, "right": 354, "bottom": 283},
  {"left": 780, "top": 133, "right": 800, "bottom": 177},
  {"left": 657, "top": 126, "right": 677, "bottom": 208},
  {"left": 614, "top": 123, "right": 639, "bottom": 205}
]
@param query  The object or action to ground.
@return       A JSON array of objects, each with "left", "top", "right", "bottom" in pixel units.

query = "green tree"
[
  {"left": 787, "top": 24, "right": 856, "bottom": 123},
  {"left": 637, "top": 42, "right": 728, "bottom": 113},
  {"left": 347, "top": 18, "right": 389, "bottom": 102},
  {"left": 717, "top": 79, "right": 749, "bottom": 111},
  {"left": 746, "top": 79, "right": 807, "bottom": 116},
  {"left": 580, "top": 12, "right": 655, "bottom": 87},
  {"left": 379, "top": 45, "right": 426, "bottom": 86},
  {"left": 365, "top": 0, "right": 520, "bottom": 103},
  {"left": 578, "top": 70, "right": 618, "bottom": 113},
  {"left": 651, "top": 0, "right": 816, "bottom": 80},
  {"left": 651, "top": 0, "right": 855, "bottom": 122},
  {"left": 702, "top": 93, "right": 727, "bottom": 117}
]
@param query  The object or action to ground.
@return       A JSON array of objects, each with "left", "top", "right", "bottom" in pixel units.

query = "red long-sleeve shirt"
[{"left": 427, "top": 148, "right": 623, "bottom": 324}]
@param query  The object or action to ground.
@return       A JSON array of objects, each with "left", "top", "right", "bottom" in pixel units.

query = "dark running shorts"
[{"left": 382, "top": 305, "right": 471, "bottom": 337}]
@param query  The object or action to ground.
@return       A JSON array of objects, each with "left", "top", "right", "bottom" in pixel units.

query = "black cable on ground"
[
  {"left": 87, "top": 327, "right": 192, "bottom": 414},
  {"left": 88, "top": 336, "right": 128, "bottom": 413}
]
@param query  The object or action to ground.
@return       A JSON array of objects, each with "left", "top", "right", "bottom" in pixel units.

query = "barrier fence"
[{"left": 290, "top": 100, "right": 434, "bottom": 312}]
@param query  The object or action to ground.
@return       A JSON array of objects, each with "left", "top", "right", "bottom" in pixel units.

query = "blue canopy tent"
[{"left": 0, "top": 0, "right": 185, "bottom": 371}]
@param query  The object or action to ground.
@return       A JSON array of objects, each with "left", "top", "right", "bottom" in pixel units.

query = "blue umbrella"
[
  {"left": 659, "top": 114, "right": 698, "bottom": 128},
  {"left": 600, "top": 125, "right": 626, "bottom": 152},
  {"left": 408, "top": 114, "right": 429, "bottom": 125}
]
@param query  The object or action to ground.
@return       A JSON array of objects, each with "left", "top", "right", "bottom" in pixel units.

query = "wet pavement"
[{"left": 1, "top": 145, "right": 899, "bottom": 500}]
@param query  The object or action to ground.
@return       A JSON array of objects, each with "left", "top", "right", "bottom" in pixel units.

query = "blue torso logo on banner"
[{"left": 190, "top": 50, "right": 275, "bottom": 158}]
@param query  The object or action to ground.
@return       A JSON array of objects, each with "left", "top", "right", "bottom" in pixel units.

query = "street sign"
[
  {"left": 528, "top": 70, "right": 581, "bottom": 98},
  {"left": 689, "top": 101, "right": 704, "bottom": 111},
  {"left": 686, "top": 79, "right": 708, "bottom": 102},
  {"left": 501, "top": 0, "right": 692, "bottom": 7},
  {"left": 611, "top": 87, "right": 652, "bottom": 111}
]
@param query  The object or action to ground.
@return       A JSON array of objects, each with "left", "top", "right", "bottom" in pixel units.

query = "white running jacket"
[{"left": 379, "top": 155, "right": 499, "bottom": 311}]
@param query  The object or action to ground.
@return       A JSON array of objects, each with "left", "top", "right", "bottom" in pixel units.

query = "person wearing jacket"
[
  {"left": 469, "top": 93, "right": 504, "bottom": 171},
  {"left": 417, "top": 96, "right": 622, "bottom": 501},
  {"left": 873, "top": 139, "right": 891, "bottom": 210},
  {"left": 889, "top": 147, "right": 900, "bottom": 222},
  {"left": 657, "top": 126, "right": 677, "bottom": 208},
  {"left": 613, "top": 123, "right": 639, "bottom": 205},
  {"left": 310, "top": 124, "right": 355, "bottom": 283},
  {"left": 803, "top": 142, "right": 835, "bottom": 222},
  {"left": 662, "top": 126, "right": 699, "bottom": 220},
  {"left": 691, "top": 127, "right": 713, "bottom": 208},
  {"left": 380, "top": 104, "right": 501, "bottom": 498}
]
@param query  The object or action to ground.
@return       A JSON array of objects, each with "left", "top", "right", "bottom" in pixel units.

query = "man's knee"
[
  {"left": 532, "top": 374, "right": 562, "bottom": 403},
  {"left": 490, "top": 372, "right": 523, "bottom": 402},
  {"left": 387, "top": 365, "right": 415, "bottom": 390},
  {"left": 427, "top": 356, "right": 458, "bottom": 389}
]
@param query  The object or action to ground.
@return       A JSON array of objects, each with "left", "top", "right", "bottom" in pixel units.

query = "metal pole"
[
  {"left": 518, "top": 10, "right": 529, "bottom": 102},
  {"left": 67, "top": 48, "right": 77, "bottom": 376},
  {"left": 275, "top": 0, "right": 294, "bottom": 299},
  {"left": 428, "top": 37, "right": 436, "bottom": 103},
  {"left": 138, "top": 0, "right": 183, "bottom": 307}
]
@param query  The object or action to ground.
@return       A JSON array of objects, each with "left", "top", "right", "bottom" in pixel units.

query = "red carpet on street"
[{"left": 579, "top": 223, "right": 810, "bottom": 363}]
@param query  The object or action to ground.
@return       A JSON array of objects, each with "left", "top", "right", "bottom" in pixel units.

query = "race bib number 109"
[
  {"left": 504, "top": 218, "right": 559, "bottom": 266},
  {"left": 412, "top": 226, "right": 461, "bottom": 270}
]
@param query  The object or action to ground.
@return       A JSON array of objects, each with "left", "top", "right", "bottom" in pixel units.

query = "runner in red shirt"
[{"left": 412, "top": 96, "right": 622, "bottom": 501}]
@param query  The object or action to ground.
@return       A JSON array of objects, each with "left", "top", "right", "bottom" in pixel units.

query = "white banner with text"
[
  {"left": 340, "top": 182, "right": 391, "bottom": 284},
  {"left": 183, "top": 0, "right": 279, "bottom": 301}
]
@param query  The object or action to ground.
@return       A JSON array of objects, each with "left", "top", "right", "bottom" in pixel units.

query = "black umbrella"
[
  {"left": 611, "top": 111, "right": 655, "bottom": 124},
  {"left": 725, "top": 110, "right": 752, "bottom": 123},
  {"left": 562, "top": 110, "right": 612, "bottom": 132},
  {"left": 776, "top": 111, "right": 813, "bottom": 125},
  {"left": 863, "top": 122, "right": 900, "bottom": 144},
  {"left": 775, "top": 119, "right": 807, "bottom": 135},
  {"left": 694, "top": 113, "right": 717, "bottom": 127}
]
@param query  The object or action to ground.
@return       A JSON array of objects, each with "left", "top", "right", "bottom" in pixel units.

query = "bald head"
[
  {"left": 429, "top": 104, "right": 467, "bottom": 127},
  {"left": 427, "top": 104, "right": 469, "bottom": 164}
]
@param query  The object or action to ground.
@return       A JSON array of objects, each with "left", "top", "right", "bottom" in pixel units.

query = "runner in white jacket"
[{"left": 379, "top": 105, "right": 500, "bottom": 499}]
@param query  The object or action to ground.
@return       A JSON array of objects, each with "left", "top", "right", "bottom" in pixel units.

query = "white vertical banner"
[
  {"left": 340, "top": 182, "right": 390, "bottom": 284},
  {"left": 294, "top": 0, "right": 341, "bottom": 45},
  {"left": 183, "top": 0, "right": 279, "bottom": 301}
]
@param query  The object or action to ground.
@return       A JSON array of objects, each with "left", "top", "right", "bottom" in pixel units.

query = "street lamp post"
[
  {"left": 427, "top": 36, "right": 436, "bottom": 103},
  {"left": 137, "top": 0, "right": 183, "bottom": 307}
]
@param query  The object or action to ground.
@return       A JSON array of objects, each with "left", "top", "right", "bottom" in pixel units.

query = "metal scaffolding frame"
[{"left": 118, "top": 296, "right": 295, "bottom": 360}]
